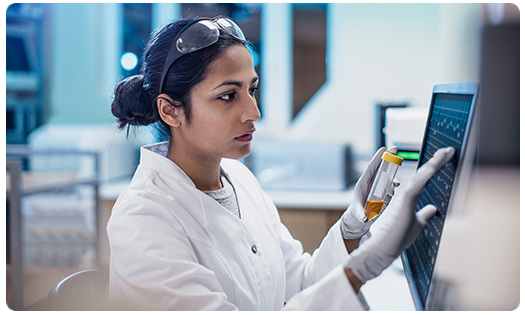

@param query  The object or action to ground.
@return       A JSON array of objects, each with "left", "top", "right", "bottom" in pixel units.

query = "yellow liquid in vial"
[{"left": 365, "top": 200, "right": 385, "bottom": 221}]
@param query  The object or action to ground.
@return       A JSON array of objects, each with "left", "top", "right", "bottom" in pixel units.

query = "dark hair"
[{"left": 111, "top": 18, "right": 248, "bottom": 140}]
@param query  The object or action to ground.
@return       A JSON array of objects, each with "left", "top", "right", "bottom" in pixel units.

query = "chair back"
[{"left": 48, "top": 269, "right": 109, "bottom": 311}]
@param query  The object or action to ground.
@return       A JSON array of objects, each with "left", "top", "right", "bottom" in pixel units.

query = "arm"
[
  {"left": 259, "top": 188, "right": 351, "bottom": 295},
  {"left": 107, "top": 197, "right": 237, "bottom": 311},
  {"left": 344, "top": 267, "right": 363, "bottom": 293},
  {"left": 282, "top": 265, "right": 366, "bottom": 311}
]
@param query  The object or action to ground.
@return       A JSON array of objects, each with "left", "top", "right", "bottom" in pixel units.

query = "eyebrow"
[{"left": 213, "top": 76, "right": 259, "bottom": 90}]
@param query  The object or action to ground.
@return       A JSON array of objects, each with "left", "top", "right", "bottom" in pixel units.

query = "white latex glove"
[
  {"left": 341, "top": 146, "right": 400, "bottom": 239},
  {"left": 344, "top": 147, "right": 455, "bottom": 284}
]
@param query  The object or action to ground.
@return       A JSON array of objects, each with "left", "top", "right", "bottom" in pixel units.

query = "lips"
[{"left": 236, "top": 130, "right": 255, "bottom": 142}]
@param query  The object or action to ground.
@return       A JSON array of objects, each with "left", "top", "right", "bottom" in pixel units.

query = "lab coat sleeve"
[
  {"left": 107, "top": 194, "right": 238, "bottom": 311},
  {"left": 260, "top": 191, "right": 369, "bottom": 310},
  {"left": 283, "top": 264, "right": 366, "bottom": 311}
]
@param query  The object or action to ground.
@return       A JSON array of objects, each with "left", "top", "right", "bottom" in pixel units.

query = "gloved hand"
[
  {"left": 343, "top": 147, "right": 455, "bottom": 284},
  {"left": 341, "top": 146, "right": 400, "bottom": 239}
]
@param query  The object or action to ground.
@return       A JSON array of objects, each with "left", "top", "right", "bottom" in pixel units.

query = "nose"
[{"left": 241, "top": 92, "right": 261, "bottom": 123}]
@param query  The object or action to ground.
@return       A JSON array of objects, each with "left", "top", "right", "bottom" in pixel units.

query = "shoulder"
[
  {"left": 108, "top": 188, "right": 181, "bottom": 232},
  {"left": 107, "top": 165, "right": 202, "bottom": 240}
]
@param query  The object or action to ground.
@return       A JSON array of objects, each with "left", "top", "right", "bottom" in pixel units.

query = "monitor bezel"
[{"left": 401, "top": 82, "right": 480, "bottom": 311}]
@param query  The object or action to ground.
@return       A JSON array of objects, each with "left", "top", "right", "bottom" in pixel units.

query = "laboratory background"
[{"left": 5, "top": 2, "right": 520, "bottom": 311}]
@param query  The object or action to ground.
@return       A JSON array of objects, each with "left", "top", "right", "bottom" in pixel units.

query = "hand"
[
  {"left": 343, "top": 147, "right": 455, "bottom": 284},
  {"left": 341, "top": 146, "right": 399, "bottom": 239}
]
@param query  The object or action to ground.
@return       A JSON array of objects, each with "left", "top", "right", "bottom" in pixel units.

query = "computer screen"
[
  {"left": 7, "top": 36, "right": 31, "bottom": 72},
  {"left": 401, "top": 83, "right": 479, "bottom": 310}
]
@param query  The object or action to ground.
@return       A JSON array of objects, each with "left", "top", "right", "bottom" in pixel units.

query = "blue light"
[
  {"left": 121, "top": 52, "right": 138, "bottom": 71},
  {"left": 247, "top": 46, "right": 260, "bottom": 68}
]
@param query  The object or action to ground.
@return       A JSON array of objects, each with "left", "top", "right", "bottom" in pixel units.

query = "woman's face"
[{"left": 174, "top": 45, "right": 260, "bottom": 162}]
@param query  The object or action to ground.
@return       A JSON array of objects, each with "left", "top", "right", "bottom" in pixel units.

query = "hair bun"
[{"left": 111, "top": 75, "right": 158, "bottom": 128}]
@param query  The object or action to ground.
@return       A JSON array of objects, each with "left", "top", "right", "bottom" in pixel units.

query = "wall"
[
  {"left": 47, "top": 3, "right": 121, "bottom": 125},
  {"left": 286, "top": 3, "right": 483, "bottom": 154},
  {"left": 44, "top": 3, "right": 484, "bottom": 155}
]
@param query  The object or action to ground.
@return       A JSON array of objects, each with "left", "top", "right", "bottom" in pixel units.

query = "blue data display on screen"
[{"left": 405, "top": 93, "right": 473, "bottom": 304}]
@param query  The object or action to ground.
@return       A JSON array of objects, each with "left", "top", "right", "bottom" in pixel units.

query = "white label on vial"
[{"left": 373, "top": 170, "right": 390, "bottom": 198}]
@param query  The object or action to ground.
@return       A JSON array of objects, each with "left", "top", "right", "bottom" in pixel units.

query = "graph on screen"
[{"left": 404, "top": 93, "right": 473, "bottom": 305}]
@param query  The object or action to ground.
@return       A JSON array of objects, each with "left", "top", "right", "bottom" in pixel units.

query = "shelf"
[
  {"left": 6, "top": 145, "right": 101, "bottom": 311},
  {"left": 6, "top": 171, "right": 98, "bottom": 198}
]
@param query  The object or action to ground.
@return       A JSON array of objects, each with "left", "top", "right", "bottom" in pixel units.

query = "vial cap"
[{"left": 382, "top": 151, "right": 404, "bottom": 166}]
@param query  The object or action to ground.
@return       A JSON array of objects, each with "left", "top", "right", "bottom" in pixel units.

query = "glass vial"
[{"left": 364, "top": 151, "right": 404, "bottom": 221}]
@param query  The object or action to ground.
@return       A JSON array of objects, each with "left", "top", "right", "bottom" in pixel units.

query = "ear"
[{"left": 157, "top": 94, "right": 184, "bottom": 127}]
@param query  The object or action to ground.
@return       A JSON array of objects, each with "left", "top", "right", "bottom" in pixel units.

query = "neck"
[{"left": 166, "top": 144, "right": 222, "bottom": 192}]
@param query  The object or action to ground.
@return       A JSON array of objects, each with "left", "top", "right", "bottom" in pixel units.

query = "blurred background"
[{"left": 5, "top": 2, "right": 520, "bottom": 312}]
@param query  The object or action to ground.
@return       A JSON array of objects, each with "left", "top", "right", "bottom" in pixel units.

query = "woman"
[{"left": 107, "top": 16, "right": 454, "bottom": 310}]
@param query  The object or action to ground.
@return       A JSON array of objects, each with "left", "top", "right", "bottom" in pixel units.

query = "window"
[
  {"left": 292, "top": 4, "right": 327, "bottom": 119},
  {"left": 122, "top": 3, "right": 152, "bottom": 76}
]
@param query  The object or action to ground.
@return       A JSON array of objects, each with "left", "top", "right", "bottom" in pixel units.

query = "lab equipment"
[
  {"left": 364, "top": 152, "right": 403, "bottom": 221},
  {"left": 245, "top": 141, "right": 357, "bottom": 191},
  {"left": 341, "top": 146, "right": 397, "bottom": 240},
  {"left": 375, "top": 103, "right": 407, "bottom": 150},
  {"left": 383, "top": 107, "right": 428, "bottom": 159},
  {"left": 21, "top": 188, "right": 96, "bottom": 268},
  {"left": 383, "top": 107, "right": 428, "bottom": 184},
  {"left": 401, "top": 82, "right": 479, "bottom": 310},
  {"left": 6, "top": 145, "right": 100, "bottom": 310},
  {"left": 7, "top": 20, "right": 42, "bottom": 144},
  {"left": 28, "top": 124, "right": 144, "bottom": 182}
]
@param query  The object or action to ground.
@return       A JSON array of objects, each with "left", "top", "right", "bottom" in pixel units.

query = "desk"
[{"left": 264, "top": 189, "right": 352, "bottom": 254}]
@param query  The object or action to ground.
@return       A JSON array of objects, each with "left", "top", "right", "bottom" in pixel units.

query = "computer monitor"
[
  {"left": 6, "top": 23, "right": 40, "bottom": 91},
  {"left": 401, "top": 82, "right": 479, "bottom": 310}
]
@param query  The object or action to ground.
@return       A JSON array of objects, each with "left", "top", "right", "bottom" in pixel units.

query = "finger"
[
  {"left": 392, "top": 178, "right": 400, "bottom": 187},
  {"left": 356, "top": 147, "right": 386, "bottom": 190},
  {"left": 400, "top": 205, "right": 438, "bottom": 252},
  {"left": 386, "top": 146, "right": 398, "bottom": 155},
  {"left": 351, "top": 198, "right": 368, "bottom": 222},
  {"left": 422, "top": 147, "right": 454, "bottom": 172},
  {"left": 416, "top": 204, "right": 437, "bottom": 225},
  {"left": 398, "top": 205, "right": 436, "bottom": 255},
  {"left": 408, "top": 147, "right": 454, "bottom": 195}
]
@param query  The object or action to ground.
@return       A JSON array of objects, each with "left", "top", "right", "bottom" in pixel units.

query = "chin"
[{"left": 225, "top": 144, "right": 251, "bottom": 160}]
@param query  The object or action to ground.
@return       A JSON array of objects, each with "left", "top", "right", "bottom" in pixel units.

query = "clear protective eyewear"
[{"left": 159, "top": 16, "right": 246, "bottom": 94}]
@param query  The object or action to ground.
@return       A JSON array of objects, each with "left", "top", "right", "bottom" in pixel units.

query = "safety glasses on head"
[{"left": 159, "top": 16, "right": 246, "bottom": 94}]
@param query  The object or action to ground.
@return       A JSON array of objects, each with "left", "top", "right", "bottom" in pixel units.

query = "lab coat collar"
[
  {"left": 140, "top": 142, "right": 196, "bottom": 188},
  {"left": 139, "top": 142, "right": 247, "bottom": 238},
  {"left": 140, "top": 142, "right": 235, "bottom": 189}
]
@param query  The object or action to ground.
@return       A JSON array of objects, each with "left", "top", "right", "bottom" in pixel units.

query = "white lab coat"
[{"left": 107, "top": 142, "right": 368, "bottom": 311}]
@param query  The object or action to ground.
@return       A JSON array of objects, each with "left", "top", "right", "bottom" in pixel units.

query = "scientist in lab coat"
[{"left": 107, "top": 16, "right": 454, "bottom": 311}]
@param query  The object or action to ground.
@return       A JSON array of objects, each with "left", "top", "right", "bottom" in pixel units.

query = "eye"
[
  {"left": 219, "top": 92, "right": 236, "bottom": 101},
  {"left": 249, "top": 86, "right": 260, "bottom": 97}
]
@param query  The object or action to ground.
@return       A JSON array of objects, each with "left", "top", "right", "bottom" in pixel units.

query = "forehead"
[{"left": 204, "top": 45, "right": 256, "bottom": 81}]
